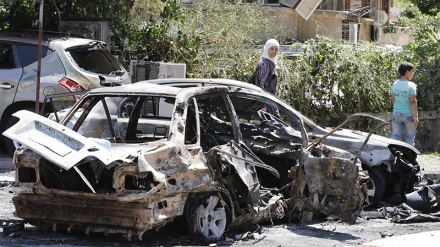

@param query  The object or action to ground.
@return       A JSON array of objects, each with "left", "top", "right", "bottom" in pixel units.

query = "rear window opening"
[
  {"left": 69, "top": 95, "right": 174, "bottom": 143},
  {"left": 39, "top": 160, "right": 116, "bottom": 193},
  {"left": 69, "top": 48, "right": 124, "bottom": 75}
]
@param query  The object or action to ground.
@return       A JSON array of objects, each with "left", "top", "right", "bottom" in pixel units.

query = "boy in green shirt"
[{"left": 390, "top": 62, "right": 418, "bottom": 146}]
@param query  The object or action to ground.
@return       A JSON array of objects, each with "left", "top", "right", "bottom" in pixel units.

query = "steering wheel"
[{"left": 200, "top": 133, "right": 218, "bottom": 151}]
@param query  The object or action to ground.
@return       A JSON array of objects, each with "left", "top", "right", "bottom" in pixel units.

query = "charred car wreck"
[
  {"left": 4, "top": 83, "right": 368, "bottom": 241},
  {"left": 146, "top": 78, "right": 421, "bottom": 208}
]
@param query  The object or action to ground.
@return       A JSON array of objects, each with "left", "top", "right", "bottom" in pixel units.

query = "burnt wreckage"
[{"left": 3, "top": 81, "right": 419, "bottom": 241}]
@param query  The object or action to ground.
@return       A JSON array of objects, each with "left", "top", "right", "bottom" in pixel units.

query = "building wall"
[
  {"left": 265, "top": 7, "right": 299, "bottom": 40},
  {"left": 381, "top": 27, "right": 412, "bottom": 45},
  {"left": 359, "top": 18, "right": 374, "bottom": 41},
  {"left": 298, "top": 10, "right": 346, "bottom": 40},
  {"left": 266, "top": 7, "right": 346, "bottom": 41},
  {"left": 266, "top": 6, "right": 411, "bottom": 46}
]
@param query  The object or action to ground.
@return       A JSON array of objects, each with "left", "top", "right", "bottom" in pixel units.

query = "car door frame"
[{"left": 0, "top": 42, "right": 23, "bottom": 122}]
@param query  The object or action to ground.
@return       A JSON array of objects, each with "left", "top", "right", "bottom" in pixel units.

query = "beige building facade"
[{"left": 266, "top": 0, "right": 411, "bottom": 46}]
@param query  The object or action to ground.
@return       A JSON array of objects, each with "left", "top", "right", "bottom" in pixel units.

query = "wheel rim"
[
  {"left": 195, "top": 195, "right": 227, "bottom": 240},
  {"left": 365, "top": 178, "right": 376, "bottom": 205}
]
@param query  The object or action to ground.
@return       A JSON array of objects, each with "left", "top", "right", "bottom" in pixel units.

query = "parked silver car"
[
  {"left": 0, "top": 31, "right": 131, "bottom": 156},
  {"left": 3, "top": 82, "right": 366, "bottom": 242}
]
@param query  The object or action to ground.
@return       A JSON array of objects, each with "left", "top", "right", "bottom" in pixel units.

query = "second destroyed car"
[
  {"left": 4, "top": 82, "right": 366, "bottom": 242},
  {"left": 143, "top": 78, "right": 421, "bottom": 208}
]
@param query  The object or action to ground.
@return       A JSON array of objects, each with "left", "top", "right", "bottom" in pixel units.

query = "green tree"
[
  {"left": 279, "top": 36, "right": 405, "bottom": 126},
  {"left": 2, "top": 0, "right": 36, "bottom": 30},
  {"left": 398, "top": 12, "right": 440, "bottom": 112},
  {"left": 176, "top": 0, "right": 281, "bottom": 80},
  {"left": 410, "top": 0, "right": 440, "bottom": 15},
  {"left": 1, "top": 0, "right": 433, "bottom": 129}
]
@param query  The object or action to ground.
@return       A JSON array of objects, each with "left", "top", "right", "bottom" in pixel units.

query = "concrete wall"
[
  {"left": 59, "top": 21, "right": 111, "bottom": 50},
  {"left": 381, "top": 27, "right": 412, "bottom": 46},
  {"left": 265, "top": 7, "right": 299, "bottom": 40},
  {"left": 359, "top": 18, "right": 374, "bottom": 42},
  {"left": 266, "top": 7, "right": 347, "bottom": 41},
  {"left": 373, "top": 111, "right": 440, "bottom": 151},
  {"left": 266, "top": 6, "right": 412, "bottom": 46},
  {"left": 298, "top": 10, "right": 347, "bottom": 40},
  {"left": 417, "top": 111, "right": 440, "bottom": 150}
]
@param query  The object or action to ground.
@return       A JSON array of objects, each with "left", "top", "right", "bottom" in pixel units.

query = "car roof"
[
  {"left": 139, "top": 78, "right": 319, "bottom": 127},
  {"left": 0, "top": 31, "right": 101, "bottom": 47},
  {"left": 87, "top": 82, "right": 185, "bottom": 96},
  {"left": 88, "top": 79, "right": 268, "bottom": 97},
  {"left": 141, "top": 78, "right": 264, "bottom": 91}
]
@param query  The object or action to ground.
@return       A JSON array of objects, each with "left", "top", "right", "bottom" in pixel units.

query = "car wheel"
[
  {"left": 4, "top": 108, "right": 34, "bottom": 157},
  {"left": 364, "top": 166, "right": 386, "bottom": 208},
  {"left": 187, "top": 193, "right": 232, "bottom": 242}
]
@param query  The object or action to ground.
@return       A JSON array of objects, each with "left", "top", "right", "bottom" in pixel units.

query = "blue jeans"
[{"left": 390, "top": 112, "right": 416, "bottom": 146}]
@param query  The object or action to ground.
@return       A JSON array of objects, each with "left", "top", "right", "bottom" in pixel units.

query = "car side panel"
[
  {"left": 13, "top": 52, "right": 68, "bottom": 102},
  {"left": 0, "top": 44, "right": 23, "bottom": 120}
]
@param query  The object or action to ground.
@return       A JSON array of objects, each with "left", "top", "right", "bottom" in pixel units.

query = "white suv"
[{"left": 0, "top": 31, "right": 131, "bottom": 155}]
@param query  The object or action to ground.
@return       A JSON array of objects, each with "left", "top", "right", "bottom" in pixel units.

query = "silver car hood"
[{"left": 2, "top": 110, "right": 130, "bottom": 170}]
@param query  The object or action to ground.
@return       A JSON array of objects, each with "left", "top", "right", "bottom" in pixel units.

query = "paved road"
[
  {"left": 361, "top": 230, "right": 440, "bottom": 247},
  {"left": 0, "top": 156, "right": 12, "bottom": 169},
  {"left": 2, "top": 143, "right": 440, "bottom": 246},
  {"left": 0, "top": 144, "right": 13, "bottom": 183},
  {"left": 0, "top": 144, "right": 13, "bottom": 172}
]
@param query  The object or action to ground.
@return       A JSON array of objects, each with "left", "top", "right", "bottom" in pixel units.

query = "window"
[
  {"left": 75, "top": 96, "right": 120, "bottom": 139},
  {"left": 16, "top": 44, "right": 52, "bottom": 67},
  {"left": 228, "top": 94, "right": 303, "bottom": 188},
  {"left": 0, "top": 43, "right": 14, "bottom": 69},
  {"left": 342, "top": 23, "right": 361, "bottom": 43},
  {"left": 228, "top": 94, "right": 303, "bottom": 143},
  {"left": 262, "top": 0, "right": 280, "bottom": 4},
  {"left": 185, "top": 99, "right": 198, "bottom": 145},
  {"left": 194, "top": 94, "right": 234, "bottom": 151},
  {"left": 71, "top": 95, "right": 173, "bottom": 142},
  {"left": 280, "top": 0, "right": 322, "bottom": 20},
  {"left": 69, "top": 48, "right": 124, "bottom": 75}
]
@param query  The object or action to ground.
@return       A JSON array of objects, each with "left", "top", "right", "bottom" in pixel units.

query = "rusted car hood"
[
  {"left": 2, "top": 110, "right": 140, "bottom": 170},
  {"left": 312, "top": 126, "right": 419, "bottom": 166}
]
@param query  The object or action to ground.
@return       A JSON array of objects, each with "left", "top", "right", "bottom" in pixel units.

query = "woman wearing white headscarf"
[{"left": 254, "top": 39, "right": 280, "bottom": 116}]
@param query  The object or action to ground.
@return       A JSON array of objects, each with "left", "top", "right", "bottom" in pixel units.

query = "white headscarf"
[{"left": 262, "top": 39, "right": 280, "bottom": 65}]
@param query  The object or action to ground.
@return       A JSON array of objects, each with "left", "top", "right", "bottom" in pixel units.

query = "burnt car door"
[
  {"left": 223, "top": 91, "right": 365, "bottom": 224},
  {"left": 182, "top": 91, "right": 289, "bottom": 236}
]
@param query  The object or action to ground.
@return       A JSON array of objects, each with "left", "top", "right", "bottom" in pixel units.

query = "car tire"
[
  {"left": 186, "top": 192, "right": 233, "bottom": 242},
  {"left": 364, "top": 166, "right": 386, "bottom": 209},
  {"left": 4, "top": 108, "right": 34, "bottom": 157}
]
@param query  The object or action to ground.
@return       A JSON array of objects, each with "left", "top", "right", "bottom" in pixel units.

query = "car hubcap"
[
  {"left": 365, "top": 179, "right": 376, "bottom": 205},
  {"left": 195, "top": 196, "right": 227, "bottom": 240}
]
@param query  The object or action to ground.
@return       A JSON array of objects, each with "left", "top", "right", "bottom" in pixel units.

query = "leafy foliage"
[
  {"left": 278, "top": 36, "right": 405, "bottom": 126},
  {"left": 110, "top": 0, "right": 198, "bottom": 66},
  {"left": 1, "top": 0, "right": 36, "bottom": 30},
  {"left": 175, "top": 0, "right": 280, "bottom": 80},
  {"left": 1, "top": 0, "right": 439, "bottom": 129},
  {"left": 409, "top": 0, "right": 440, "bottom": 15},
  {"left": 398, "top": 11, "right": 440, "bottom": 112},
  {"left": 394, "top": 0, "right": 413, "bottom": 7}
]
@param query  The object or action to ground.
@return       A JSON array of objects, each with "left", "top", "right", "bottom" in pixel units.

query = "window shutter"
[{"left": 295, "top": 0, "right": 322, "bottom": 20}]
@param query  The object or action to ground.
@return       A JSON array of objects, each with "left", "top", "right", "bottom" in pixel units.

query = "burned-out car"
[
  {"left": 144, "top": 78, "right": 421, "bottom": 207},
  {"left": 4, "top": 82, "right": 366, "bottom": 241}
]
